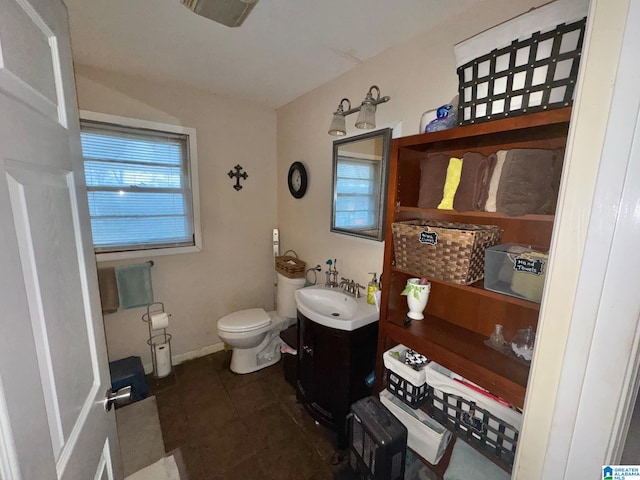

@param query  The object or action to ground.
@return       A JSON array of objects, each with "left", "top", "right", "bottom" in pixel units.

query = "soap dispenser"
[{"left": 367, "top": 272, "right": 379, "bottom": 305}]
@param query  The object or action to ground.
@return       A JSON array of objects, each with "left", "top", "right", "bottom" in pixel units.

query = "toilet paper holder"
[{"left": 142, "top": 302, "right": 173, "bottom": 379}]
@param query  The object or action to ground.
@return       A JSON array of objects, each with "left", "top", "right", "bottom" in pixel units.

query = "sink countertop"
[{"left": 294, "top": 284, "right": 379, "bottom": 331}]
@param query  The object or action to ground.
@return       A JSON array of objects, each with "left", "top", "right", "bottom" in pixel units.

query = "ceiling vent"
[{"left": 180, "top": 0, "right": 259, "bottom": 27}]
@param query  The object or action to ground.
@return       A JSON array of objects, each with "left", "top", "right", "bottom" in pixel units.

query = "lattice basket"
[
  {"left": 457, "top": 17, "right": 586, "bottom": 125},
  {"left": 392, "top": 220, "right": 502, "bottom": 285},
  {"left": 275, "top": 250, "right": 306, "bottom": 279}
]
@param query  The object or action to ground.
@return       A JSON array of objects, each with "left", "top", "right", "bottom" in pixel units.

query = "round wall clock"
[{"left": 287, "top": 161, "right": 308, "bottom": 199}]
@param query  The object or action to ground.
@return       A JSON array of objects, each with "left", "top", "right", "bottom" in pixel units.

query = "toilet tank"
[{"left": 276, "top": 272, "right": 305, "bottom": 319}]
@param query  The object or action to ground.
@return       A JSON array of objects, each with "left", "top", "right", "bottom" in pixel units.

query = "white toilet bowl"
[
  {"left": 217, "top": 273, "right": 304, "bottom": 374},
  {"left": 217, "top": 308, "right": 288, "bottom": 374}
]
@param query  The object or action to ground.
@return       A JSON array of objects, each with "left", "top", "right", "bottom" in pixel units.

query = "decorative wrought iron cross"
[{"left": 227, "top": 164, "right": 248, "bottom": 191}]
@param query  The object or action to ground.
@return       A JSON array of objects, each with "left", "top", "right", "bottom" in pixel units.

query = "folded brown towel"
[
  {"left": 485, "top": 150, "right": 507, "bottom": 212},
  {"left": 417, "top": 153, "right": 450, "bottom": 209},
  {"left": 496, "top": 149, "right": 558, "bottom": 216},
  {"left": 453, "top": 152, "right": 496, "bottom": 212},
  {"left": 539, "top": 149, "right": 565, "bottom": 215},
  {"left": 98, "top": 267, "right": 119, "bottom": 314}
]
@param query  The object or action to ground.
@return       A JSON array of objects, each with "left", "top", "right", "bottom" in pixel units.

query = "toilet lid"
[{"left": 218, "top": 308, "right": 271, "bottom": 333}]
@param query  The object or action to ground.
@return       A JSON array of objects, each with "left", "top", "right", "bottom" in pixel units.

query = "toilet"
[{"left": 217, "top": 273, "right": 305, "bottom": 374}]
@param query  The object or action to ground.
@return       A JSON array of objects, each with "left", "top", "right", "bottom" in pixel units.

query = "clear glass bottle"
[
  {"left": 488, "top": 324, "right": 507, "bottom": 349},
  {"left": 511, "top": 326, "right": 535, "bottom": 362}
]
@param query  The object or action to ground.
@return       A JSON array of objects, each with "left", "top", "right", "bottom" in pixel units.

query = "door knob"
[{"left": 104, "top": 386, "right": 133, "bottom": 411}]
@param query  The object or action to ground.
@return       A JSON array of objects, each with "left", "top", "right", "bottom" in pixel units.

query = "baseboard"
[{"left": 142, "top": 342, "right": 226, "bottom": 374}]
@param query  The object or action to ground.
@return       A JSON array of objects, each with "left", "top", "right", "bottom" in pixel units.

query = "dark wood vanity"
[{"left": 296, "top": 312, "right": 378, "bottom": 447}]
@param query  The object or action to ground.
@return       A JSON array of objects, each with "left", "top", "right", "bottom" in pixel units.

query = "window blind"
[
  {"left": 334, "top": 157, "right": 381, "bottom": 230},
  {"left": 80, "top": 120, "right": 195, "bottom": 253}
]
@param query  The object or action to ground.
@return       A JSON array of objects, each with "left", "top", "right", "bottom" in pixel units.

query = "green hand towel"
[{"left": 115, "top": 263, "right": 154, "bottom": 309}]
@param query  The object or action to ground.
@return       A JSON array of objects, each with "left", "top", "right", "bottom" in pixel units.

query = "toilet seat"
[{"left": 218, "top": 308, "right": 271, "bottom": 333}]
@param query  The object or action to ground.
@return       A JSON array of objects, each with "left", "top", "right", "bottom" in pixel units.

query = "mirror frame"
[{"left": 331, "top": 127, "right": 392, "bottom": 241}]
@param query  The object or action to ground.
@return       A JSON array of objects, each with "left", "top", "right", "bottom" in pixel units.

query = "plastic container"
[
  {"left": 379, "top": 389, "right": 452, "bottom": 465},
  {"left": 484, "top": 243, "right": 549, "bottom": 303},
  {"left": 454, "top": 0, "right": 588, "bottom": 124},
  {"left": 424, "top": 362, "right": 522, "bottom": 467},
  {"left": 367, "top": 272, "right": 379, "bottom": 305},
  {"left": 383, "top": 345, "right": 429, "bottom": 409}
]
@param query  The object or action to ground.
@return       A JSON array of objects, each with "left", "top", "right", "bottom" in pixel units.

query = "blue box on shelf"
[{"left": 109, "top": 356, "right": 148, "bottom": 402}]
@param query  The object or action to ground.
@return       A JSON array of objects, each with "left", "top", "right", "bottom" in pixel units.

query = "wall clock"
[{"left": 288, "top": 161, "right": 308, "bottom": 199}]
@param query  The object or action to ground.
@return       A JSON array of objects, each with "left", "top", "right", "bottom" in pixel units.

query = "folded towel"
[
  {"left": 97, "top": 267, "right": 119, "bottom": 314},
  {"left": 485, "top": 150, "right": 507, "bottom": 212},
  {"left": 115, "top": 262, "right": 154, "bottom": 309},
  {"left": 417, "top": 153, "right": 451, "bottom": 209},
  {"left": 437, "top": 157, "right": 463, "bottom": 209},
  {"left": 444, "top": 439, "right": 510, "bottom": 480},
  {"left": 453, "top": 152, "right": 496, "bottom": 212},
  {"left": 496, "top": 149, "right": 558, "bottom": 216},
  {"left": 539, "top": 148, "right": 565, "bottom": 215}
]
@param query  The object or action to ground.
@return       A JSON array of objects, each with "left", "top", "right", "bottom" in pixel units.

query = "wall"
[
  {"left": 74, "top": 64, "right": 278, "bottom": 367},
  {"left": 276, "top": 0, "right": 548, "bottom": 287}
]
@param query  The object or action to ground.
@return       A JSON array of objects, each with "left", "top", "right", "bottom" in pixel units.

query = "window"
[
  {"left": 79, "top": 111, "right": 201, "bottom": 260},
  {"left": 334, "top": 157, "right": 381, "bottom": 230},
  {"left": 331, "top": 128, "right": 391, "bottom": 241}
]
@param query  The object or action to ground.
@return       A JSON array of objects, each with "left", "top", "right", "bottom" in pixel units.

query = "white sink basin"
[{"left": 294, "top": 285, "right": 379, "bottom": 331}]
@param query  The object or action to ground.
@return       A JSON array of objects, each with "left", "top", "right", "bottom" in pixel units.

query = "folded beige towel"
[
  {"left": 98, "top": 267, "right": 119, "bottom": 314},
  {"left": 485, "top": 150, "right": 507, "bottom": 212}
]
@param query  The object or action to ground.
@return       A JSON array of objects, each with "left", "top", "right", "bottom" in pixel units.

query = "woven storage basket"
[
  {"left": 392, "top": 221, "right": 502, "bottom": 285},
  {"left": 275, "top": 250, "right": 306, "bottom": 279}
]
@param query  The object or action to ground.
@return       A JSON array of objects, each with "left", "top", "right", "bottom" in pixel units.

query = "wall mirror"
[{"left": 331, "top": 128, "right": 392, "bottom": 241}]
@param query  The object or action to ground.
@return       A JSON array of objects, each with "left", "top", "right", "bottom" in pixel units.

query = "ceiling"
[{"left": 65, "top": 0, "right": 481, "bottom": 109}]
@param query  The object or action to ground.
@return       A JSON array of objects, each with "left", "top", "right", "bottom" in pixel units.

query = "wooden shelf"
[
  {"left": 396, "top": 206, "right": 554, "bottom": 223},
  {"left": 375, "top": 109, "right": 571, "bottom": 453},
  {"left": 395, "top": 107, "right": 571, "bottom": 151},
  {"left": 382, "top": 315, "right": 529, "bottom": 408},
  {"left": 391, "top": 266, "right": 541, "bottom": 311}
]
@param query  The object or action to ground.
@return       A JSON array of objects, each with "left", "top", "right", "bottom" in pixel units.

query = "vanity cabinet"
[
  {"left": 297, "top": 312, "right": 378, "bottom": 446},
  {"left": 376, "top": 108, "right": 572, "bottom": 411}
]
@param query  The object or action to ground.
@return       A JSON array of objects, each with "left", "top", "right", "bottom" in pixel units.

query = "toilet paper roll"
[
  {"left": 154, "top": 344, "right": 172, "bottom": 378},
  {"left": 150, "top": 312, "right": 170, "bottom": 330}
]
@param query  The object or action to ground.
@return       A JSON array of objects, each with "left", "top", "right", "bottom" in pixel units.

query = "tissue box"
[{"left": 484, "top": 243, "right": 549, "bottom": 303}]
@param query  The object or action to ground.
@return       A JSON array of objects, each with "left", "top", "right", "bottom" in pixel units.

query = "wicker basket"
[
  {"left": 392, "top": 221, "right": 502, "bottom": 285},
  {"left": 275, "top": 250, "right": 306, "bottom": 279}
]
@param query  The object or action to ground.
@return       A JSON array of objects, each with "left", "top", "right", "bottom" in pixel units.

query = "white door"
[{"left": 0, "top": 0, "right": 122, "bottom": 479}]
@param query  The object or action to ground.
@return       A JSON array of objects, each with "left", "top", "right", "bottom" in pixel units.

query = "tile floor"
[{"left": 147, "top": 350, "right": 348, "bottom": 480}]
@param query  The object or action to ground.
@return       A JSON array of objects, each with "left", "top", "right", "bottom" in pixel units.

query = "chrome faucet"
[{"left": 340, "top": 277, "right": 363, "bottom": 298}]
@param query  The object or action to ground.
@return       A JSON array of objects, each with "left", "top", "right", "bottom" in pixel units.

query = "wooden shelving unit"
[{"left": 376, "top": 107, "right": 572, "bottom": 414}]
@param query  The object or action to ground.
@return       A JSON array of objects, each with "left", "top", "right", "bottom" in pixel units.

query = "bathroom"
[{"left": 1, "top": 0, "right": 637, "bottom": 478}]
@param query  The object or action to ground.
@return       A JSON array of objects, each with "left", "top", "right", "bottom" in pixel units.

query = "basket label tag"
[
  {"left": 514, "top": 256, "right": 545, "bottom": 275},
  {"left": 419, "top": 230, "right": 438, "bottom": 245}
]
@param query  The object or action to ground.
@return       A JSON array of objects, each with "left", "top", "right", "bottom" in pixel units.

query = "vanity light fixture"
[{"left": 328, "top": 85, "right": 390, "bottom": 136}]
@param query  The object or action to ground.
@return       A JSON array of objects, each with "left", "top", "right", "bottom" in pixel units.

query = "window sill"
[{"left": 96, "top": 244, "right": 202, "bottom": 263}]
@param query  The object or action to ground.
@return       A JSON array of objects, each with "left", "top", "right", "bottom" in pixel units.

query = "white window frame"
[
  {"left": 334, "top": 154, "right": 381, "bottom": 232},
  {"left": 80, "top": 110, "right": 202, "bottom": 262}
]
